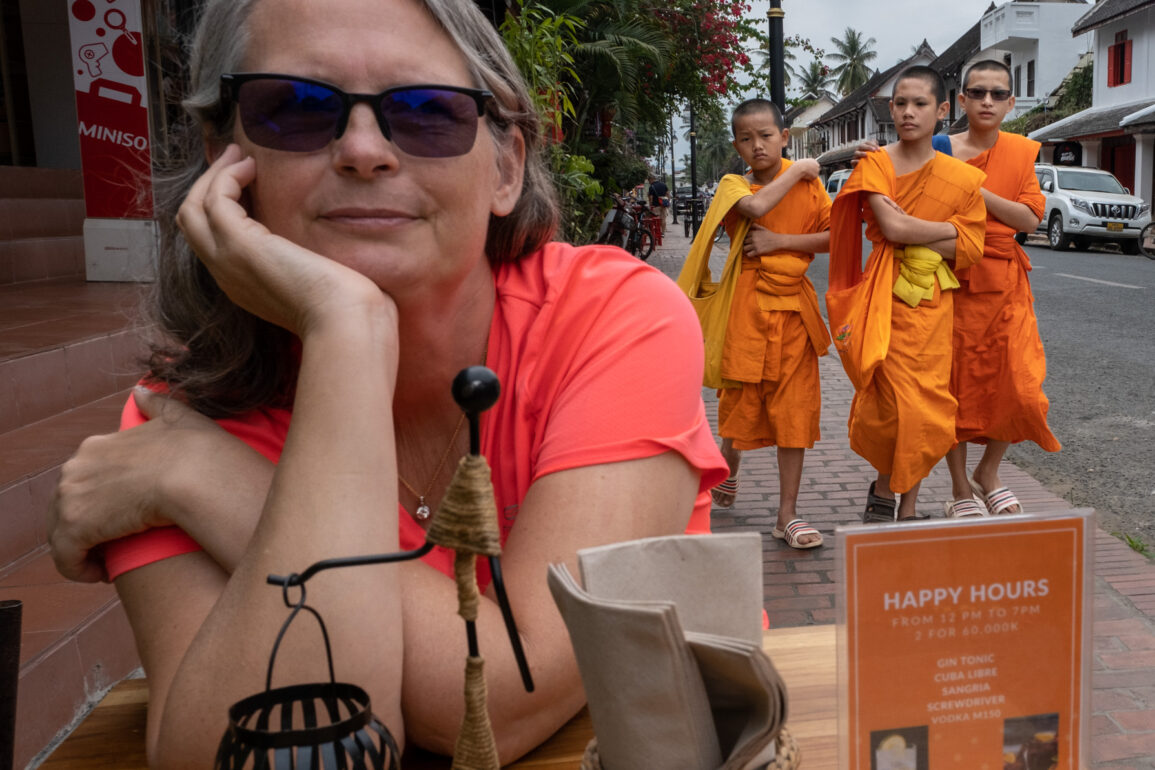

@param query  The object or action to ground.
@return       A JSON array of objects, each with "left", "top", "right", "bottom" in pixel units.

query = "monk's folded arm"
[
  {"left": 733, "top": 164, "right": 806, "bottom": 219},
  {"left": 980, "top": 188, "right": 1041, "bottom": 233},
  {"left": 868, "top": 193, "right": 957, "bottom": 245},
  {"left": 921, "top": 237, "right": 957, "bottom": 259},
  {"left": 773, "top": 231, "right": 830, "bottom": 254}
]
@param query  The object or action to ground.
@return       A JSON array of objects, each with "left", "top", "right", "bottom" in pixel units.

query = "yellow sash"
[
  {"left": 892, "top": 245, "right": 959, "bottom": 308},
  {"left": 676, "top": 174, "right": 754, "bottom": 388}
]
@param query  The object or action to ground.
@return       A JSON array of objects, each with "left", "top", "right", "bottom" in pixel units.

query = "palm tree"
[
  {"left": 828, "top": 27, "right": 877, "bottom": 95},
  {"left": 797, "top": 59, "right": 832, "bottom": 98},
  {"left": 539, "top": 0, "right": 671, "bottom": 131},
  {"left": 752, "top": 41, "right": 797, "bottom": 91}
]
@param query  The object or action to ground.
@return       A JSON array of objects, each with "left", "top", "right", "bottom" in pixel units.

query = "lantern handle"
[{"left": 264, "top": 581, "right": 337, "bottom": 692}]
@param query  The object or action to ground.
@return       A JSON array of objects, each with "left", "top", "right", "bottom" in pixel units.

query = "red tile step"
[{"left": 0, "top": 549, "right": 138, "bottom": 769}]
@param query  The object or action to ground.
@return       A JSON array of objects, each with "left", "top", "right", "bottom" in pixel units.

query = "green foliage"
[
  {"left": 501, "top": 3, "right": 583, "bottom": 137},
  {"left": 1002, "top": 61, "right": 1093, "bottom": 136},
  {"left": 1121, "top": 532, "right": 1150, "bottom": 556},
  {"left": 548, "top": 146, "right": 604, "bottom": 243},
  {"left": 502, "top": 2, "right": 603, "bottom": 242}
]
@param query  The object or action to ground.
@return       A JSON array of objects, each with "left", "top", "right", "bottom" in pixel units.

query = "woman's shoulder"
[
  {"left": 500, "top": 242, "right": 678, "bottom": 302},
  {"left": 496, "top": 242, "right": 695, "bottom": 342}
]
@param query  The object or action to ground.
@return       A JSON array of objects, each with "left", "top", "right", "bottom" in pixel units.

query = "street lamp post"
[
  {"left": 689, "top": 105, "right": 699, "bottom": 237},
  {"left": 669, "top": 115, "right": 678, "bottom": 224},
  {"left": 768, "top": 0, "right": 785, "bottom": 112}
]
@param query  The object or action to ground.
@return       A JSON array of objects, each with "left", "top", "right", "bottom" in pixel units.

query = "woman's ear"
[{"left": 490, "top": 127, "right": 526, "bottom": 217}]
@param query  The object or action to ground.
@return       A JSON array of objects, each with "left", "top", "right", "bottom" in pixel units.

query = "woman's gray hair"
[{"left": 146, "top": 0, "right": 558, "bottom": 417}]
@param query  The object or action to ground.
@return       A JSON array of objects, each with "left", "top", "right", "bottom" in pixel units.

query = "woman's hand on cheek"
[{"left": 177, "top": 144, "right": 389, "bottom": 338}]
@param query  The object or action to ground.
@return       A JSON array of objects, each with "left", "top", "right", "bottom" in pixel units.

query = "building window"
[
  {"left": 1013, "top": 65, "right": 1022, "bottom": 97},
  {"left": 1026, "top": 60, "right": 1035, "bottom": 98},
  {"left": 1108, "top": 30, "right": 1132, "bottom": 87}
]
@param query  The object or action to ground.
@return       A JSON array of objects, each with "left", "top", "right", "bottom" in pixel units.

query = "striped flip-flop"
[
  {"left": 772, "top": 519, "right": 824, "bottom": 549},
  {"left": 711, "top": 474, "right": 739, "bottom": 508},
  {"left": 969, "top": 475, "right": 1023, "bottom": 516}
]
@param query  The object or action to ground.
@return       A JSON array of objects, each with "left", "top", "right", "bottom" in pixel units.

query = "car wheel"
[
  {"left": 1014, "top": 232, "right": 1027, "bottom": 245},
  {"left": 1047, "top": 213, "right": 1070, "bottom": 250},
  {"left": 1121, "top": 239, "right": 1140, "bottom": 256}
]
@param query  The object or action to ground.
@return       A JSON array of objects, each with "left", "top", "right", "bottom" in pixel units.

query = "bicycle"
[
  {"left": 597, "top": 194, "right": 655, "bottom": 260},
  {"left": 624, "top": 204, "right": 656, "bottom": 261},
  {"left": 1139, "top": 222, "right": 1155, "bottom": 260}
]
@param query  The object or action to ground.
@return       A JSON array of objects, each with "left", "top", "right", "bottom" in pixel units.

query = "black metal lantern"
[{"left": 215, "top": 583, "right": 402, "bottom": 769}]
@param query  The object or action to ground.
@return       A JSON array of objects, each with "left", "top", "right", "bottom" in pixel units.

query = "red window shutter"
[
  {"left": 1108, "top": 43, "right": 1118, "bottom": 86},
  {"left": 1123, "top": 39, "right": 1132, "bottom": 83}
]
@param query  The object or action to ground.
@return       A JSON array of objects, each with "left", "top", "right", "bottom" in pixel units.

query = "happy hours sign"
[{"left": 837, "top": 512, "right": 1091, "bottom": 770}]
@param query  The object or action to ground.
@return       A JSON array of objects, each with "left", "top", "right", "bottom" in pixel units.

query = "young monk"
[
  {"left": 827, "top": 66, "right": 986, "bottom": 521},
  {"left": 679, "top": 98, "right": 830, "bottom": 549},
  {"left": 942, "top": 59, "right": 1061, "bottom": 516}
]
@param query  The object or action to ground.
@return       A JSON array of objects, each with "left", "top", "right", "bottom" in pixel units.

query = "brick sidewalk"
[{"left": 647, "top": 221, "right": 1155, "bottom": 767}]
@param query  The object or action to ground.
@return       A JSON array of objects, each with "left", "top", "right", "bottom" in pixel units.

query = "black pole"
[
  {"left": 669, "top": 116, "right": 679, "bottom": 224},
  {"left": 0, "top": 600, "right": 21, "bottom": 770},
  {"left": 768, "top": 0, "right": 785, "bottom": 112},
  {"left": 689, "top": 106, "right": 700, "bottom": 237}
]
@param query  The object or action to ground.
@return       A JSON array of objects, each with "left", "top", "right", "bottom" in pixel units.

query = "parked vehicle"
[
  {"left": 595, "top": 193, "right": 656, "bottom": 260},
  {"left": 1031, "top": 164, "right": 1152, "bottom": 254},
  {"left": 825, "top": 168, "right": 851, "bottom": 199}
]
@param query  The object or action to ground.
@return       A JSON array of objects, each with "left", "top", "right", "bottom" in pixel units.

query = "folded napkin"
[
  {"left": 547, "top": 563, "right": 723, "bottom": 769},
  {"left": 548, "top": 534, "right": 789, "bottom": 770},
  {"left": 577, "top": 533, "right": 764, "bottom": 645}
]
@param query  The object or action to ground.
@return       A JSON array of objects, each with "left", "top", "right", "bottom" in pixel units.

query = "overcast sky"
[
  {"left": 662, "top": 0, "right": 1061, "bottom": 173},
  {"left": 761, "top": 0, "right": 1009, "bottom": 90}
]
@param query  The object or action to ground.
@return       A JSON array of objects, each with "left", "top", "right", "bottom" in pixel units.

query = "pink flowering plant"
[{"left": 643, "top": 0, "right": 760, "bottom": 111}]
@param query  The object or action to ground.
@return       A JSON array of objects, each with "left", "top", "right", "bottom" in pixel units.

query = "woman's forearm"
[{"left": 154, "top": 304, "right": 406, "bottom": 767}]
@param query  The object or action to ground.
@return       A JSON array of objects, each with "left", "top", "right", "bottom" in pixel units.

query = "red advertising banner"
[
  {"left": 68, "top": 0, "right": 154, "bottom": 219},
  {"left": 838, "top": 513, "right": 1092, "bottom": 770}
]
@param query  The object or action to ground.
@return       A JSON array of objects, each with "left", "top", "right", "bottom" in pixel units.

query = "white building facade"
[
  {"left": 1031, "top": 0, "right": 1155, "bottom": 205},
  {"left": 978, "top": 0, "right": 1094, "bottom": 118}
]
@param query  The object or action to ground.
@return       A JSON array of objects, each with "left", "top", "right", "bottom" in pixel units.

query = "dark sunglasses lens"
[
  {"left": 238, "top": 78, "right": 342, "bottom": 151},
  {"left": 965, "top": 88, "right": 1012, "bottom": 102},
  {"left": 381, "top": 88, "right": 480, "bottom": 158}
]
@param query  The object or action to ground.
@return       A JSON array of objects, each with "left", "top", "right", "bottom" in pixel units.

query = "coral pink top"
[{"left": 103, "top": 243, "right": 728, "bottom": 588}]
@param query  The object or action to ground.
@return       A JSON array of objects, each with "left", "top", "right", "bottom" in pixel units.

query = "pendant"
[{"left": 415, "top": 497, "right": 431, "bottom": 521}]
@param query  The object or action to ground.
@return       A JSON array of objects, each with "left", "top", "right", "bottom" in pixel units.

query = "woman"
[{"left": 47, "top": 0, "right": 726, "bottom": 765}]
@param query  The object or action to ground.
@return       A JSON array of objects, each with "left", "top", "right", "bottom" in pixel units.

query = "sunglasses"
[
  {"left": 219, "top": 73, "right": 494, "bottom": 157},
  {"left": 963, "top": 87, "right": 1012, "bottom": 102}
]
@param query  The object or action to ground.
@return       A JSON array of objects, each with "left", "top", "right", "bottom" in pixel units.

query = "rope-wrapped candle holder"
[{"left": 215, "top": 367, "right": 532, "bottom": 770}]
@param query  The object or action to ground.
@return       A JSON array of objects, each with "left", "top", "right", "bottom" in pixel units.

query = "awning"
[
  {"left": 1029, "top": 98, "right": 1155, "bottom": 142},
  {"left": 1120, "top": 103, "right": 1155, "bottom": 128}
]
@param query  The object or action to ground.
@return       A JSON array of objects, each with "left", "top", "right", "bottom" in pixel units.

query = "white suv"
[
  {"left": 825, "top": 169, "right": 851, "bottom": 199},
  {"left": 1032, "top": 164, "right": 1151, "bottom": 254}
]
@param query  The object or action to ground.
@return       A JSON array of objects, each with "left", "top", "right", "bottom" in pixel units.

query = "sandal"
[
  {"left": 968, "top": 475, "right": 1023, "bottom": 516},
  {"left": 772, "top": 519, "right": 824, "bottom": 549},
  {"left": 944, "top": 496, "right": 987, "bottom": 519},
  {"left": 711, "top": 474, "right": 739, "bottom": 508},
  {"left": 863, "top": 481, "right": 897, "bottom": 523}
]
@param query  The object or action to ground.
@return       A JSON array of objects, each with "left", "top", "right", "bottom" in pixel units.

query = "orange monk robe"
[
  {"left": 717, "top": 160, "right": 832, "bottom": 450},
  {"left": 952, "top": 132, "right": 1061, "bottom": 451},
  {"left": 828, "top": 151, "right": 986, "bottom": 493}
]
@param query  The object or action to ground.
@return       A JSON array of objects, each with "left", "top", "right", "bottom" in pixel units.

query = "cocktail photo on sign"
[{"left": 836, "top": 511, "right": 1092, "bottom": 770}]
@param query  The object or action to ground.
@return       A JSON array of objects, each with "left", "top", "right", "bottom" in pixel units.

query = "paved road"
[
  {"left": 710, "top": 230, "right": 1155, "bottom": 547},
  {"left": 1009, "top": 238, "right": 1155, "bottom": 548}
]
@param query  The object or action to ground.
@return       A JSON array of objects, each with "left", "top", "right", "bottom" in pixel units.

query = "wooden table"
[{"left": 40, "top": 625, "right": 838, "bottom": 769}]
